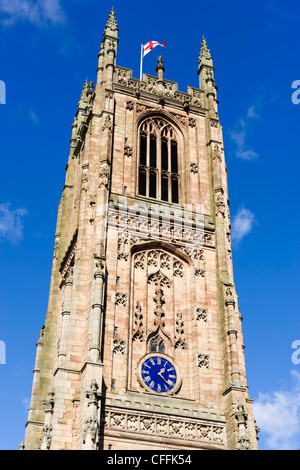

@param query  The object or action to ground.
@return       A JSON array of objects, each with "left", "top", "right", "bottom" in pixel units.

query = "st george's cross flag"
[{"left": 143, "top": 40, "right": 166, "bottom": 57}]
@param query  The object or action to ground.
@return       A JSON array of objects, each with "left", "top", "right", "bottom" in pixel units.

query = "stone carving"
[
  {"left": 174, "top": 114, "right": 187, "bottom": 126},
  {"left": 124, "top": 144, "right": 133, "bottom": 157},
  {"left": 132, "top": 301, "right": 144, "bottom": 342},
  {"left": 113, "top": 339, "right": 126, "bottom": 354},
  {"left": 147, "top": 250, "right": 159, "bottom": 267},
  {"left": 188, "top": 117, "right": 196, "bottom": 128},
  {"left": 153, "top": 287, "right": 166, "bottom": 328},
  {"left": 213, "top": 143, "right": 222, "bottom": 161},
  {"left": 195, "top": 268, "right": 205, "bottom": 277},
  {"left": 126, "top": 100, "right": 134, "bottom": 110},
  {"left": 107, "top": 205, "right": 214, "bottom": 249},
  {"left": 190, "top": 162, "right": 199, "bottom": 174},
  {"left": 94, "top": 259, "right": 105, "bottom": 279},
  {"left": 175, "top": 310, "right": 186, "bottom": 349},
  {"left": 147, "top": 76, "right": 158, "bottom": 95},
  {"left": 134, "top": 252, "right": 145, "bottom": 269},
  {"left": 191, "top": 89, "right": 203, "bottom": 107},
  {"left": 164, "top": 82, "right": 175, "bottom": 98},
  {"left": 198, "top": 354, "right": 210, "bottom": 369},
  {"left": 148, "top": 270, "right": 171, "bottom": 288},
  {"left": 173, "top": 260, "right": 184, "bottom": 277},
  {"left": 170, "top": 420, "right": 184, "bottom": 437},
  {"left": 117, "top": 69, "right": 130, "bottom": 86},
  {"left": 82, "top": 380, "right": 101, "bottom": 448},
  {"left": 110, "top": 412, "right": 126, "bottom": 428},
  {"left": 99, "top": 164, "right": 110, "bottom": 189},
  {"left": 65, "top": 265, "right": 74, "bottom": 285},
  {"left": 102, "top": 114, "right": 112, "bottom": 131},
  {"left": 215, "top": 188, "right": 225, "bottom": 217},
  {"left": 40, "top": 389, "right": 55, "bottom": 450},
  {"left": 115, "top": 293, "right": 128, "bottom": 306},
  {"left": 117, "top": 233, "right": 129, "bottom": 261},
  {"left": 235, "top": 402, "right": 250, "bottom": 450},
  {"left": 199, "top": 425, "right": 211, "bottom": 441},
  {"left": 196, "top": 308, "right": 208, "bottom": 322},
  {"left": 117, "top": 252, "right": 128, "bottom": 261},
  {"left": 160, "top": 253, "right": 171, "bottom": 270},
  {"left": 127, "top": 415, "right": 139, "bottom": 431},
  {"left": 140, "top": 416, "right": 155, "bottom": 432},
  {"left": 225, "top": 287, "right": 235, "bottom": 306},
  {"left": 39, "top": 425, "right": 52, "bottom": 450},
  {"left": 82, "top": 417, "right": 99, "bottom": 446},
  {"left": 104, "top": 408, "right": 226, "bottom": 446},
  {"left": 136, "top": 103, "right": 148, "bottom": 113},
  {"left": 193, "top": 249, "right": 204, "bottom": 260}
]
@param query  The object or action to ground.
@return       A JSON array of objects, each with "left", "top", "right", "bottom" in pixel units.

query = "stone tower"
[{"left": 23, "top": 9, "right": 258, "bottom": 451}]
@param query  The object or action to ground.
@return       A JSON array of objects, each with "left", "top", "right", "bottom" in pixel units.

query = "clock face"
[{"left": 140, "top": 355, "right": 178, "bottom": 394}]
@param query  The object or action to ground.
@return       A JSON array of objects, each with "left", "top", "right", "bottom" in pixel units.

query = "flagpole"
[{"left": 140, "top": 43, "right": 143, "bottom": 81}]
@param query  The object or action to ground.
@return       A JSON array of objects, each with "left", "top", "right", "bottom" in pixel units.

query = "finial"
[
  {"left": 199, "top": 36, "right": 212, "bottom": 63},
  {"left": 156, "top": 55, "right": 165, "bottom": 74},
  {"left": 104, "top": 7, "right": 118, "bottom": 33}
]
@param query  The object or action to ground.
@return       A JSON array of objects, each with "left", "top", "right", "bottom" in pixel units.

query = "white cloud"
[
  {"left": 253, "top": 371, "right": 300, "bottom": 450},
  {"left": 0, "top": 202, "right": 28, "bottom": 244},
  {"left": 229, "top": 104, "right": 260, "bottom": 160},
  {"left": 231, "top": 208, "right": 255, "bottom": 243},
  {"left": 29, "top": 108, "right": 40, "bottom": 125},
  {"left": 247, "top": 105, "right": 260, "bottom": 119},
  {"left": 0, "top": 0, "right": 65, "bottom": 26}
]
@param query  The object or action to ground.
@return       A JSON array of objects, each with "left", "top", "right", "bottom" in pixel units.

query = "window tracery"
[{"left": 138, "top": 118, "right": 179, "bottom": 203}]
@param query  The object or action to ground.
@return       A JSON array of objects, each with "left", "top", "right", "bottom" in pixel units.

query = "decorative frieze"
[
  {"left": 107, "top": 202, "right": 215, "bottom": 249},
  {"left": 104, "top": 408, "right": 225, "bottom": 446}
]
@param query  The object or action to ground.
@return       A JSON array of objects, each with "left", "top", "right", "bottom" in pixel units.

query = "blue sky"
[{"left": 0, "top": 0, "right": 300, "bottom": 450}]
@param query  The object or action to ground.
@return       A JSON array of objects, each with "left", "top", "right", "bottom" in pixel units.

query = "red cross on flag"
[{"left": 143, "top": 40, "right": 166, "bottom": 57}]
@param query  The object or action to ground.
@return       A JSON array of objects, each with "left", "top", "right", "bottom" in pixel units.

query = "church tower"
[{"left": 23, "top": 10, "right": 258, "bottom": 451}]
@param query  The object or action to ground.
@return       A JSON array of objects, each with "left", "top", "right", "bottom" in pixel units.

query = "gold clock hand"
[{"left": 158, "top": 368, "right": 169, "bottom": 384}]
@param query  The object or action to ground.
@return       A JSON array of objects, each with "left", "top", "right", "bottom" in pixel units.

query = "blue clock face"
[{"left": 141, "top": 356, "right": 178, "bottom": 393}]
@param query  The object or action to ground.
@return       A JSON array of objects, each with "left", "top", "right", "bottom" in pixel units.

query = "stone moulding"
[
  {"left": 113, "top": 66, "right": 205, "bottom": 109},
  {"left": 104, "top": 407, "right": 226, "bottom": 447},
  {"left": 107, "top": 205, "right": 215, "bottom": 250},
  {"left": 59, "top": 229, "right": 78, "bottom": 277}
]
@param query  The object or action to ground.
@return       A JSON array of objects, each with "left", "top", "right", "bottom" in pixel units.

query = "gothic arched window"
[
  {"left": 149, "top": 336, "right": 165, "bottom": 354},
  {"left": 138, "top": 118, "right": 179, "bottom": 203}
]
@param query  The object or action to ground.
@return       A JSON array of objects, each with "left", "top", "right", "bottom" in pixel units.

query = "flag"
[{"left": 143, "top": 41, "right": 166, "bottom": 57}]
